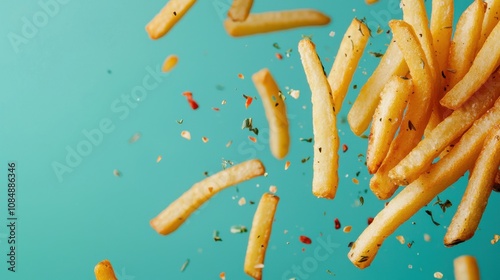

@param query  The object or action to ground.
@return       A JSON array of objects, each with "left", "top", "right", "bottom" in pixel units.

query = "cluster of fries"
[{"left": 344, "top": 0, "right": 500, "bottom": 268}]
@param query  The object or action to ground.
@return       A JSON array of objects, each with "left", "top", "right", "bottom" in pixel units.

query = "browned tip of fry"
[
  {"left": 228, "top": 0, "right": 254, "bottom": 22},
  {"left": 94, "top": 260, "right": 117, "bottom": 280},
  {"left": 224, "top": 9, "right": 330, "bottom": 37}
]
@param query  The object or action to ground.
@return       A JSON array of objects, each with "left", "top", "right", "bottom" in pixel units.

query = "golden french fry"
[
  {"left": 369, "top": 20, "right": 433, "bottom": 199},
  {"left": 440, "top": 21, "right": 500, "bottom": 109},
  {"left": 348, "top": 99, "right": 500, "bottom": 269},
  {"left": 444, "top": 125, "right": 500, "bottom": 246},
  {"left": 162, "top": 54, "right": 179, "bottom": 72},
  {"left": 347, "top": 41, "right": 409, "bottom": 136},
  {"left": 252, "top": 68, "right": 290, "bottom": 159},
  {"left": 94, "top": 260, "right": 117, "bottom": 280},
  {"left": 389, "top": 69, "right": 500, "bottom": 185},
  {"left": 478, "top": 0, "right": 500, "bottom": 50},
  {"left": 244, "top": 193, "right": 279, "bottom": 280},
  {"left": 454, "top": 255, "right": 481, "bottom": 280},
  {"left": 445, "top": 0, "right": 486, "bottom": 90},
  {"left": 224, "top": 9, "right": 330, "bottom": 37},
  {"left": 145, "top": 0, "right": 197, "bottom": 40},
  {"left": 298, "top": 39, "right": 339, "bottom": 199},
  {"left": 328, "top": 18, "right": 370, "bottom": 113},
  {"left": 150, "top": 159, "right": 265, "bottom": 235},
  {"left": 367, "top": 76, "right": 412, "bottom": 174},
  {"left": 430, "top": 0, "right": 454, "bottom": 82},
  {"left": 228, "top": 0, "right": 253, "bottom": 22}
]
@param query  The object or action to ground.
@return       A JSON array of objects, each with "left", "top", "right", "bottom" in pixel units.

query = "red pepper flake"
[
  {"left": 248, "top": 136, "right": 257, "bottom": 143},
  {"left": 342, "top": 144, "right": 348, "bottom": 153},
  {"left": 244, "top": 95, "right": 253, "bottom": 109},
  {"left": 334, "top": 218, "right": 341, "bottom": 230},
  {"left": 407, "top": 241, "right": 414, "bottom": 248},
  {"left": 238, "top": 73, "right": 244, "bottom": 79},
  {"left": 182, "top": 92, "right": 199, "bottom": 110},
  {"left": 219, "top": 272, "right": 226, "bottom": 280},
  {"left": 367, "top": 217, "right": 374, "bottom": 225},
  {"left": 276, "top": 53, "right": 283, "bottom": 60},
  {"left": 299, "top": 235, "right": 312, "bottom": 244},
  {"left": 212, "top": 107, "right": 220, "bottom": 111}
]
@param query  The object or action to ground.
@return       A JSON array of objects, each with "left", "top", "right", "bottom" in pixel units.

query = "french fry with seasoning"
[
  {"left": 454, "top": 255, "right": 481, "bottom": 280},
  {"left": 367, "top": 76, "right": 412, "bottom": 174},
  {"left": 478, "top": 0, "right": 500, "bottom": 50},
  {"left": 150, "top": 159, "right": 265, "bottom": 235},
  {"left": 252, "top": 68, "right": 290, "bottom": 160},
  {"left": 389, "top": 69, "right": 500, "bottom": 185},
  {"left": 228, "top": 0, "right": 253, "bottom": 22},
  {"left": 444, "top": 125, "right": 500, "bottom": 246},
  {"left": 244, "top": 193, "right": 279, "bottom": 280},
  {"left": 348, "top": 99, "right": 500, "bottom": 269},
  {"left": 327, "top": 18, "right": 370, "bottom": 113},
  {"left": 224, "top": 9, "right": 330, "bottom": 37},
  {"left": 347, "top": 41, "right": 408, "bottom": 136},
  {"left": 145, "top": 0, "right": 197, "bottom": 40},
  {"left": 369, "top": 20, "right": 433, "bottom": 199},
  {"left": 445, "top": 0, "right": 486, "bottom": 90},
  {"left": 162, "top": 54, "right": 178, "bottom": 72},
  {"left": 430, "top": 0, "right": 454, "bottom": 85},
  {"left": 298, "top": 38, "right": 339, "bottom": 199},
  {"left": 94, "top": 260, "right": 117, "bottom": 280},
  {"left": 440, "top": 21, "right": 500, "bottom": 110}
]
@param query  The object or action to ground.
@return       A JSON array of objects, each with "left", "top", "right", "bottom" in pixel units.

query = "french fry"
[
  {"left": 440, "top": 21, "right": 500, "bottom": 109},
  {"left": 252, "top": 68, "right": 290, "bottom": 159},
  {"left": 162, "top": 54, "right": 179, "bottom": 72},
  {"left": 367, "top": 76, "right": 412, "bottom": 174},
  {"left": 365, "top": 0, "right": 379, "bottom": 4},
  {"left": 444, "top": 125, "right": 500, "bottom": 246},
  {"left": 478, "top": 0, "right": 500, "bottom": 50},
  {"left": 224, "top": 9, "right": 330, "bottom": 37},
  {"left": 347, "top": 41, "right": 409, "bottom": 136},
  {"left": 454, "top": 255, "right": 481, "bottom": 280},
  {"left": 348, "top": 99, "right": 500, "bottom": 269},
  {"left": 445, "top": 0, "right": 486, "bottom": 90},
  {"left": 369, "top": 20, "right": 433, "bottom": 199},
  {"left": 327, "top": 18, "right": 370, "bottom": 113},
  {"left": 150, "top": 159, "right": 265, "bottom": 235},
  {"left": 94, "top": 260, "right": 117, "bottom": 280},
  {"left": 298, "top": 39, "right": 339, "bottom": 199},
  {"left": 228, "top": 0, "right": 253, "bottom": 22},
  {"left": 430, "top": 0, "right": 454, "bottom": 84},
  {"left": 389, "top": 69, "right": 500, "bottom": 185},
  {"left": 244, "top": 193, "right": 279, "bottom": 280},
  {"left": 145, "top": 0, "right": 197, "bottom": 40}
]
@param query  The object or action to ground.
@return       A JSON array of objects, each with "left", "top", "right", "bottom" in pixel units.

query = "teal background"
[{"left": 0, "top": 0, "right": 498, "bottom": 279}]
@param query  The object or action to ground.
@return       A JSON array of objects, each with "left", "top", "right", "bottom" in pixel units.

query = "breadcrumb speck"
[
  {"left": 269, "top": 185, "right": 277, "bottom": 193},
  {"left": 434, "top": 272, "right": 443, "bottom": 279},
  {"left": 238, "top": 197, "right": 246, "bottom": 206},
  {"left": 181, "top": 131, "right": 191, "bottom": 140},
  {"left": 396, "top": 235, "right": 405, "bottom": 245},
  {"left": 113, "top": 169, "right": 121, "bottom": 177}
]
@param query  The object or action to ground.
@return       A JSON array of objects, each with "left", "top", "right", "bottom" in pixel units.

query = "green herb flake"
[
  {"left": 176, "top": 119, "right": 184, "bottom": 124},
  {"left": 376, "top": 26, "right": 384, "bottom": 34},
  {"left": 180, "top": 259, "right": 190, "bottom": 272},
  {"left": 301, "top": 156, "right": 311, "bottom": 163},
  {"left": 230, "top": 225, "right": 248, "bottom": 234},
  {"left": 273, "top": 43, "right": 280, "bottom": 49},
  {"left": 369, "top": 51, "right": 384, "bottom": 58},
  {"left": 359, "top": 196, "right": 364, "bottom": 205},
  {"left": 242, "top": 118, "right": 259, "bottom": 135},
  {"left": 221, "top": 159, "right": 234, "bottom": 170},
  {"left": 425, "top": 210, "right": 440, "bottom": 226},
  {"left": 300, "top": 137, "right": 313, "bottom": 143},
  {"left": 213, "top": 230, "right": 222, "bottom": 242},
  {"left": 285, "top": 48, "right": 293, "bottom": 58},
  {"left": 326, "top": 269, "right": 335, "bottom": 276},
  {"left": 433, "top": 196, "right": 453, "bottom": 213}
]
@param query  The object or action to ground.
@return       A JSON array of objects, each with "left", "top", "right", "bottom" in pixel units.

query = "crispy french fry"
[
  {"left": 367, "top": 76, "right": 412, "bottom": 174},
  {"left": 478, "top": 0, "right": 500, "bottom": 50},
  {"left": 454, "top": 255, "right": 481, "bottom": 280},
  {"left": 298, "top": 39, "right": 339, "bottom": 199},
  {"left": 347, "top": 41, "right": 409, "bottom": 136},
  {"left": 328, "top": 18, "right": 370, "bottom": 113},
  {"left": 445, "top": 0, "right": 486, "bottom": 90},
  {"left": 162, "top": 54, "right": 179, "bottom": 72},
  {"left": 228, "top": 0, "right": 253, "bottom": 22},
  {"left": 252, "top": 68, "right": 290, "bottom": 159},
  {"left": 348, "top": 99, "right": 500, "bottom": 269},
  {"left": 150, "top": 159, "right": 265, "bottom": 235},
  {"left": 145, "top": 0, "right": 197, "bottom": 40},
  {"left": 244, "top": 193, "right": 279, "bottom": 280},
  {"left": 430, "top": 0, "right": 454, "bottom": 83},
  {"left": 444, "top": 125, "right": 500, "bottom": 246},
  {"left": 440, "top": 21, "right": 500, "bottom": 109},
  {"left": 94, "top": 260, "right": 117, "bottom": 280},
  {"left": 369, "top": 20, "right": 433, "bottom": 199},
  {"left": 224, "top": 9, "right": 330, "bottom": 37},
  {"left": 390, "top": 69, "right": 500, "bottom": 185}
]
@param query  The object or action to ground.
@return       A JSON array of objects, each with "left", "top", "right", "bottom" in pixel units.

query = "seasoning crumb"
[
  {"left": 396, "top": 235, "right": 405, "bottom": 244},
  {"left": 329, "top": 31, "right": 336, "bottom": 37},
  {"left": 156, "top": 155, "right": 162, "bottom": 163},
  {"left": 289, "top": 89, "right": 300, "bottom": 99},
  {"left": 269, "top": 185, "right": 277, "bottom": 193},
  {"left": 180, "top": 259, "right": 189, "bottom": 272},
  {"left": 433, "top": 272, "right": 443, "bottom": 279},
  {"left": 491, "top": 234, "right": 500, "bottom": 245},
  {"left": 219, "top": 272, "right": 226, "bottom": 280},
  {"left": 113, "top": 169, "right": 121, "bottom": 177},
  {"left": 248, "top": 136, "right": 257, "bottom": 143},
  {"left": 299, "top": 235, "right": 312, "bottom": 244},
  {"left": 284, "top": 161, "right": 291, "bottom": 170},
  {"left": 213, "top": 230, "right": 222, "bottom": 242},
  {"left": 238, "top": 73, "right": 244, "bottom": 79},
  {"left": 352, "top": 178, "right": 359, "bottom": 184},
  {"left": 424, "top": 233, "right": 431, "bottom": 242},
  {"left": 276, "top": 53, "right": 283, "bottom": 60},
  {"left": 343, "top": 144, "right": 348, "bottom": 152},
  {"left": 129, "top": 132, "right": 141, "bottom": 143},
  {"left": 181, "top": 130, "right": 191, "bottom": 140},
  {"left": 238, "top": 197, "right": 246, "bottom": 206},
  {"left": 230, "top": 225, "right": 248, "bottom": 233},
  {"left": 343, "top": 226, "right": 352, "bottom": 233},
  {"left": 201, "top": 136, "right": 209, "bottom": 143},
  {"left": 226, "top": 140, "right": 232, "bottom": 148},
  {"left": 334, "top": 218, "right": 341, "bottom": 230}
]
